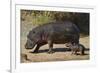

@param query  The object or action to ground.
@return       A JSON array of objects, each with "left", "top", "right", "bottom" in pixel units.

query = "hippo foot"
[
  {"left": 74, "top": 53, "right": 80, "bottom": 55},
  {"left": 32, "top": 50, "right": 39, "bottom": 53},
  {"left": 71, "top": 52, "right": 78, "bottom": 55},
  {"left": 71, "top": 53, "right": 74, "bottom": 55},
  {"left": 80, "top": 53, "right": 85, "bottom": 55},
  {"left": 47, "top": 50, "right": 55, "bottom": 54}
]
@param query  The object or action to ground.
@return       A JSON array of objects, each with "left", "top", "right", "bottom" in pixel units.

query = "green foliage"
[
  {"left": 21, "top": 10, "right": 89, "bottom": 35},
  {"left": 32, "top": 13, "right": 54, "bottom": 25}
]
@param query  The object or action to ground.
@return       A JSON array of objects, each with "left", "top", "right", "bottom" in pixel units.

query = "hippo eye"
[{"left": 33, "top": 31, "right": 35, "bottom": 33}]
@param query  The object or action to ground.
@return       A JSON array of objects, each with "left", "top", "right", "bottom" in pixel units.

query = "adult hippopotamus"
[{"left": 25, "top": 21, "right": 80, "bottom": 54}]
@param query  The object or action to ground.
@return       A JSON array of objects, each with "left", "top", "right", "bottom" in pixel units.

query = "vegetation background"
[{"left": 21, "top": 10, "right": 89, "bottom": 35}]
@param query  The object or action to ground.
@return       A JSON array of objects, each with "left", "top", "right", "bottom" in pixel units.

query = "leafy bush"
[
  {"left": 21, "top": 10, "right": 89, "bottom": 35},
  {"left": 32, "top": 15, "right": 54, "bottom": 25}
]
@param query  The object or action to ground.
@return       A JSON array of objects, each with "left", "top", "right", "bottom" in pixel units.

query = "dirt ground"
[{"left": 20, "top": 21, "right": 89, "bottom": 63}]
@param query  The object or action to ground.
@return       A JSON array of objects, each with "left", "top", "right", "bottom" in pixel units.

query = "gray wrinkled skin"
[{"left": 25, "top": 21, "right": 80, "bottom": 54}]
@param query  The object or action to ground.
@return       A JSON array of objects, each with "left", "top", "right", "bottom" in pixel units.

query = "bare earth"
[{"left": 21, "top": 21, "right": 89, "bottom": 63}]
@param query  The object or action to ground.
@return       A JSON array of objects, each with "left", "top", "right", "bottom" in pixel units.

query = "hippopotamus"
[
  {"left": 65, "top": 43, "right": 85, "bottom": 55},
  {"left": 25, "top": 21, "right": 80, "bottom": 54}
]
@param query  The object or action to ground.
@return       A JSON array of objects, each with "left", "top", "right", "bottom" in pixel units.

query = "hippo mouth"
[
  {"left": 25, "top": 39, "right": 36, "bottom": 49},
  {"left": 25, "top": 45, "right": 34, "bottom": 49},
  {"left": 25, "top": 43, "right": 36, "bottom": 49}
]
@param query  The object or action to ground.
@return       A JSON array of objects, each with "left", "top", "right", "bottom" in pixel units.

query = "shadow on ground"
[{"left": 29, "top": 48, "right": 89, "bottom": 54}]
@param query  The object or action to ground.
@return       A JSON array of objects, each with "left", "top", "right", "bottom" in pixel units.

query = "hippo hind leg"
[{"left": 80, "top": 45, "right": 85, "bottom": 55}]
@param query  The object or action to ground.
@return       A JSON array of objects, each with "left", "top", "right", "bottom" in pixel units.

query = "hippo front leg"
[
  {"left": 71, "top": 49, "right": 74, "bottom": 55},
  {"left": 33, "top": 45, "right": 40, "bottom": 53},
  {"left": 47, "top": 40, "right": 54, "bottom": 54},
  {"left": 33, "top": 43, "right": 46, "bottom": 53}
]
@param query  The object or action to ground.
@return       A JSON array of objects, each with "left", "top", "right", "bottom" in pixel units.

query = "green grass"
[{"left": 32, "top": 15, "right": 54, "bottom": 25}]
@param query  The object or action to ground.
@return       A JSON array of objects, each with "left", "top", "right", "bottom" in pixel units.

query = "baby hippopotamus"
[{"left": 66, "top": 43, "right": 85, "bottom": 55}]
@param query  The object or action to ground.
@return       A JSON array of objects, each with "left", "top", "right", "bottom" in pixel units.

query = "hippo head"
[
  {"left": 25, "top": 38, "right": 36, "bottom": 49},
  {"left": 25, "top": 29, "right": 40, "bottom": 49}
]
